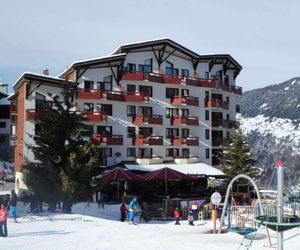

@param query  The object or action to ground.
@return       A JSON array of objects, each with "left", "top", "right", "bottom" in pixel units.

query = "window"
[
  {"left": 165, "top": 61, "right": 178, "bottom": 76},
  {"left": 138, "top": 58, "right": 152, "bottom": 73},
  {"left": 127, "top": 63, "right": 136, "bottom": 72},
  {"left": 205, "top": 148, "right": 210, "bottom": 159},
  {"left": 139, "top": 127, "right": 152, "bottom": 137},
  {"left": 205, "top": 110, "right": 210, "bottom": 121},
  {"left": 138, "top": 106, "right": 152, "bottom": 115},
  {"left": 84, "top": 103, "right": 94, "bottom": 112},
  {"left": 205, "top": 91, "right": 209, "bottom": 101},
  {"left": 84, "top": 81, "right": 94, "bottom": 90},
  {"left": 205, "top": 129, "right": 210, "bottom": 140},
  {"left": 181, "top": 109, "right": 189, "bottom": 117},
  {"left": 127, "top": 148, "right": 136, "bottom": 157},
  {"left": 0, "top": 122, "right": 6, "bottom": 128},
  {"left": 182, "top": 148, "right": 189, "bottom": 157},
  {"left": 182, "top": 129, "right": 189, "bottom": 138},
  {"left": 139, "top": 85, "right": 152, "bottom": 97},
  {"left": 97, "top": 148, "right": 112, "bottom": 157},
  {"left": 226, "top": 96, "right": 230, "bottom": 104},
  {"left": 138, "top": 148, "right": 152, "bottom": 158},
  {"left": 205, "top": 72, "right": 209, "bottom": 80},
  {"left": 97, "top": 126, "right": 112, "bottom": 135},
  {"left": 181, "top": 89, "right": 189, "bottom": 97},
  {"left": 166, "top": 148, "right": 179, "bottom": 157},
  {"left": 127, "top": 105, "right": 136, "bottom": 117},
  {"left": 166, "top": 88, "right": 179, "bottom": 98},
  {"left": 0, "top": 135, "right": 5, "bottom": 143},
  {"left": 127, "top": 84, "right": 136, "bottom": 92},
  {"left": 127, "top": 127, "right": 136, "bottom": 138},
  {"left": 226, "top": 114, "right": 230, "bottom": 120},
  {"left": 97, "top": 76, "right": 112, "bottom": 91},
  {"left": 181, "top": 69, "right": 189, "bottom": 77},
  {"left": 166, "top": 108, "right": 179, "bottom": 118},
  {"left": 226, "top": 131, "right": 230, "bottom": 139},
  {"left": 97, "top": 104, "right": 112, "bottom": 116},
  {"left": 166, "top": 128, "right": 179, "bottom": 139}
]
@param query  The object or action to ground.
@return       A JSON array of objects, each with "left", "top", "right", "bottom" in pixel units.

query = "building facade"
[{"left": 9, "top": 39, "right": 242, "bottom": 194}]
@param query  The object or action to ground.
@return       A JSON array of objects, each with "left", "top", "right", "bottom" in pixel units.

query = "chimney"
[{"left": 43, "top": 69, "right": 49, "bottom": 76}]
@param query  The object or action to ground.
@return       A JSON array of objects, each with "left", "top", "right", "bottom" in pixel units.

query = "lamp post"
[{"left": 276, "top": 160, "right": 284, "bottom": 250}]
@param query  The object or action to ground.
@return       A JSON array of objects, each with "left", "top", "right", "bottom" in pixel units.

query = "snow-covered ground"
[{"left": 0, "top": 202, "right": 299, "bottom": 250}]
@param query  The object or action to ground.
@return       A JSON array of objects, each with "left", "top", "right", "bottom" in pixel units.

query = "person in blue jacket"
[{"left": 129, "top": 196, "right": 138, "bottom": 224}]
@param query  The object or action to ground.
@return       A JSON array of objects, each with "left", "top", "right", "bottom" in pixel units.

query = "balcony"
[
  {"left": 171, "top": 116, "right": 199, "bottom": 126},
  {"left": 121, "top": 71, "right": 145, "bottom": 81},
  {"left": 212, "top": 138, "right": 230, "bottom": 147},
  {"left": 231, "top": 86, "right": 243, "bottom": 95},
  {"left": 136, "top": 157, "right": 163, "bottom": 164},
  {"left": 175, "top": 156, "right": 199, "bottom": 164},
  {"left": 171, "top": 96, "right": 199, "bottom": 107},
  {"left": 77, "top": 89, "right": 103, "bottom": 99},
  {"left": 205, "top": 99, "right": 229, "bottom": 109},
  {"left": 186, "top": 77, "right": 217, "bottom": 88},
  {"left": 106, "top": 91, "right": 149, "bottom": 102},
  {"left": 91, "top": 134, "right": 123, "bottom": 145},
  {"left": 171, "top": 136, "right": 199, "bottom": 146},
  {"left": 26, "top": 109, "right": 49, "bottom": 121},
  {"left": 133, "top": 135, "right": 163, "bottom": 146},
  {"left": 85, "top": 112, "right": 107, "bottom": 122},
  {"left": 148, "top": 73, "right": 164, "bottom": 83},
  {"left": 133, "top": 114, "right": 163, "bottom": 125},
  {"left": 163, "top": 75, "right": 182, "bottom": 84},
  {"left": 212, "top": 119, "right": 230, "bottom": 128}
]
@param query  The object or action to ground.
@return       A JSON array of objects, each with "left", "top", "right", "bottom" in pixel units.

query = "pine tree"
[
  {"left": 220, "top": 130, "right": 260, "bottom": 184},
  {"left": 24, "top": 85, "right": 99, "bottom": 211}
]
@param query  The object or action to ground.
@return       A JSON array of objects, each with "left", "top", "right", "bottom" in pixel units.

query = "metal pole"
[{"left": 277, "top": 164, "right": 284, "bottom": 250}]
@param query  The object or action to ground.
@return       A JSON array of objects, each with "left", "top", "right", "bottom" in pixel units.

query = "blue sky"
[{"left": 1, "top": 0, "right": 299, "bottom": 92}]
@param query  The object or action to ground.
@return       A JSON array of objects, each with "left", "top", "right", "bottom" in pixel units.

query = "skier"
[
  {"left": 9, "top": 190, "right": 17, "bottom": 223},
  {"left": 120, "top": 201, "right": 128, "bottom": 222},
  {"left": 174, "top": 207, "right": 181, "bottom": 225},
  {"left": 0, "top": 203, "right": 8, "bottom": 237},
  {"left": 129, "top": 196, "right": 138, "bottom": 224}
]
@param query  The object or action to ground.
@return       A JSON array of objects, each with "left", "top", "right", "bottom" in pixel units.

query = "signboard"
[{"left": 211, "top": 192, "right": 222, "bottom": 206}]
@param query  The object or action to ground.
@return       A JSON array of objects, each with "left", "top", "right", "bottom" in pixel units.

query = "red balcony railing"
[
  {"left": 106, "top": 91, "right": 149, "bottom": 102},
  {"left": 121, "top": 71, "right": 145, "bottom": 81},
  {"left": 133, "top": 135, "right": 163, "bottom": 146},
  {"left": 77, "top": 89, "right": 103, "bottom": 99},
  {"left": 163, "top": 75, "right": 182, "bottom": 84},
  {"left": 91, "top": 134, "right": 123, "bottom": 145},
  {"left": 171, "top": 96, "right": 199, "bottom": 107},
  {"left": 212, "top": 119, "right": 230, "bottom": 128},
  {"left": 171, "top": 136, "right": 199, "bottom": 146},
  {"left": 85, "top": 112, "right": 107, "bottom": 122},
  {"left": 26, "top": 109, "right": 49, "bottom": 121},
  {"left": 186, "top": 77, "right": 217, "bottom": 88},
  {"left": 205, "top": 99, "right": 229, "bottom": 109},
  {"left": 133, "top": 114, "right": 163, "bottom": 125},
  {"left": 212, "top": 138, "right": 230, "bottom": 147},
  {"left": 232, "top": 86, "right": 243, "bottom": 95},
  {"left": 171, "top": 116, "right": 199, "bottom": 126},
  {"left": 148, "top": 73, "right": 164, "bottom": 83}
]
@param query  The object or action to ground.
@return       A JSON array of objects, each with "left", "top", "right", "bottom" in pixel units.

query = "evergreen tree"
[
  {"left": 220, "top": 130, "right": 260, "bottom": 184},
  {"left": 24, "top": 85, "right": 99, "bottom": 211}
]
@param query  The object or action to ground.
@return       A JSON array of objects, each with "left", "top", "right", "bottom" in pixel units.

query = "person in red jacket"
[
  {"left": 120, "top": 201, "right": 128, "bottom": 222},
  {"left": 174, "top": 207, "right": 181, "bottom": 225},
  {"left": 0, "top": 203, "right": 8, "bottom": 237}
]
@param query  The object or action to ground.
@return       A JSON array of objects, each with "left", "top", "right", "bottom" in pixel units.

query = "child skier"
[
  {"left": 120, "top": 201, "right": 128, "bottom": 222},
  {"left": 0, "top": 204, "right": 8, "bottom": 237},
  {"left": 174, "top": 207, "right": 181, "bottom": 225},
  {"left": 187, "top": 209, "right": 194, "bottom": 226}
]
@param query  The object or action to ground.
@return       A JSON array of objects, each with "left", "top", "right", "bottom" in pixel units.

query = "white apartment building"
[{"left": 10, "top": 39, "right": 242, "bottom": 193}]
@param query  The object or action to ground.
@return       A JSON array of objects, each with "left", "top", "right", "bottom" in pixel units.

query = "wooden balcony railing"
[
  {"left": 77, "top": 89, "right": 103, "bottom": 99},
  {"left": 133, "top": 135, "right": 163, "bottom": 145},
  {"left": 171, "top": 115, "right": 199, "bottom": 126},
  {"left": 133, "top": 114, "right": 163, "bottom": 125},
  {"left": 91, "top": 134, "right": 123, "bottom": 145},
  {"left": 171, "top": 136, "right": 199, "bottom": 146},
  {"left": 186, "top": 77, "right": 217, "bottom": 88},
  {"left": 212, "top": 138, "right": 230, "bottom": 147},
  {"left": 106, "top": 91, "right": 149, "bottom": 102},
  {"left": 205, "top": 99, "right": 229, "bottom": 109},
  {"left": 85, "top": 112, "right": 107, "bottom": 122},
  {"left": 171, "top": 96, "right": 199, "bottom": 107}
]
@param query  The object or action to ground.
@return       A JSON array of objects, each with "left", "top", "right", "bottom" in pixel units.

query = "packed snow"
[{"left": 0, "top": 202, "right": 300, "bottom": 250}]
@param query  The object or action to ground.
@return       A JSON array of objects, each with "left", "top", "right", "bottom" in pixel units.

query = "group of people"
[
  {"left": 0, "top": 190, "right": 18, "bottom": 237},
  {"left": 174, "top": 201, "right": 202, "bottom": 226},
  {"left": 119, "top": 196, "right": 150, "bottom": 224}
]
